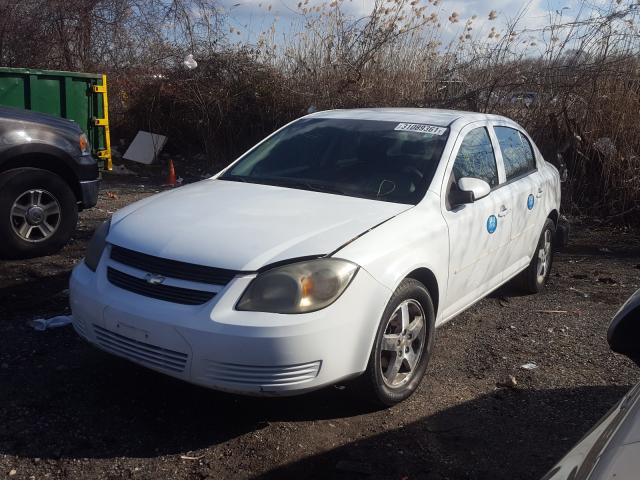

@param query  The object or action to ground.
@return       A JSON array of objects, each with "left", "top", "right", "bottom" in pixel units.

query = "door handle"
[
  {"left": 498, "top": 206, "right": 509, "bottom": 217},
  {"left": 536, "top": 187, "right": 544, "bottom": 198}
]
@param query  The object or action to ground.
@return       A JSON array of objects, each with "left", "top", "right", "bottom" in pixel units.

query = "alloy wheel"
[
  {"left": 536, "top": 229, "right": 552, "bottom": 284},
  {"left": 10, "top": 189, "right": 61, "bottom": 242},
  {"left": 379, "top": 299, "right": 427, "bottom": 388}
]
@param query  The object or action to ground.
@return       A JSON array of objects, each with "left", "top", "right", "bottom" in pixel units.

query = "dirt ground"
[{"left": 1, "top": 176, "right": 640, "bottom": 480}]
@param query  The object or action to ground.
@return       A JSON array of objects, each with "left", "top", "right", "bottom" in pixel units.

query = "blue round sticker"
[
  {"left": 527, "top": 194, "right": 535, "bottom": 210},
  {"left": 487, "top": 215, "right": 498, "bottom": 234}
]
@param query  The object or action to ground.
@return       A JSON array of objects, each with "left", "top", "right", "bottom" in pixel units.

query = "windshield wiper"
[
  {"left": 251, "top": 177, "right": 310, "bottom": 189},
  {"left": 304, "top": 182, "right": 347, "bottom": 195},
  {"left": 220, "top": 174, "right": 249, "bottom": 182},
  {"left": 222, "top": 175, "right": 347, "bottom": 196},
  {"left": 265, "top": 178, "right": 348, "bottom": 195}
]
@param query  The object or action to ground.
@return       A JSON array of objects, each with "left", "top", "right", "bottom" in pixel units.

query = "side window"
[
  {"left": 452, "top": 127, "right": 498, "bottom": 188},
  {"left": 494, "top": 127, "right": 536, "bottom": 180}
]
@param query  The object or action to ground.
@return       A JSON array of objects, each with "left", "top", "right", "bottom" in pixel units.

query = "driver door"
[{"left": 440, "top": 124, "right": 513, "bottom": 321}]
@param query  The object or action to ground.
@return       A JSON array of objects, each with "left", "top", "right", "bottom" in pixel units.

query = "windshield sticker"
[{"left": 394, "top": 123, "right": 447, "bottom": 135}]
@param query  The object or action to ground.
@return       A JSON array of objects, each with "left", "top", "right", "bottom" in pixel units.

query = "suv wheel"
[
  {"left": 0, "top": 168, "right": 78, "bottom": 259},
  {"left": 360, "top": 278, "right": 436, "bottom": 406}
]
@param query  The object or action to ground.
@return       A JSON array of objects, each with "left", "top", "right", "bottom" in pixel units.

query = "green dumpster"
[{"left": 0, "top": 67, "right": 112, "bottom": 170}]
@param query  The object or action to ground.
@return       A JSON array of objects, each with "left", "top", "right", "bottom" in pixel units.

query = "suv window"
[
  {"left": 494, "top": 126, "right": 536, "bottom": 180},
  {"left": 452, "top": 127, "right": 498, "bottom": 188}
]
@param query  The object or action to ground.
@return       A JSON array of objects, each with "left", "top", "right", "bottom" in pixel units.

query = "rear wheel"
[
  {"left": 360, "top": 278, "right": 436, "bottom": 406},
  {"left": 515, "top": 218, "right": 555, "bottom": 294},
  {"left": 0, "top": 168, "right": 78, "bottom": 259}
]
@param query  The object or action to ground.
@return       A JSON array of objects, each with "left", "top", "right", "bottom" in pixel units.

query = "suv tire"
[{"left": 0, "top": 168, "right": 78, "bottom": 259}]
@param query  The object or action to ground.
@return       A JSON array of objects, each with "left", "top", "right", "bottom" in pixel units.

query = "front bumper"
[
  {"left": 79, "top": 178, "right": 100, "bottom": 209},
  {"left": 69, "top": 252, "right": 391, "bottom": 395}
]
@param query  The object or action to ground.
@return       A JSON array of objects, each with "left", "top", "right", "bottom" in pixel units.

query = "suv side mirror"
[
  {"left": 608, "top": 289, "right": 640, "bottom": 366},
  {"left": 453, "top": 177, "right": 491, "bottom": 205}
]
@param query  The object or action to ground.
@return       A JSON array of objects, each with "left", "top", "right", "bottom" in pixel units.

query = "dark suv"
[{"left": 0, "top": 107, "right": 100, "bottom": 258}]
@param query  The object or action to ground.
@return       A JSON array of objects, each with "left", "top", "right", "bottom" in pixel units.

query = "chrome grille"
[
  {"left": 107, "top": 267, "right": 216, "bottom": 305},
  {"left": 93, "top": 324, "right": 188, "bottom": 373}
]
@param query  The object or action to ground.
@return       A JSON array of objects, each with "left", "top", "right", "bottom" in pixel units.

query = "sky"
[{"left": 219, "top": 0, "right": 617, "bottom": 45}]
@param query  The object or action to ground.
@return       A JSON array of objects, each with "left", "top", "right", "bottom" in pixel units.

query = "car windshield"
[{"left": 219, "top": 118, "right": 450, "bottom": 205}]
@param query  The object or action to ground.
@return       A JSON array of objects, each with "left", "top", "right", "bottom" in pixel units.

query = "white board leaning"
[{"left": 123, "top": 131, "right": 168, "bottom": 165}]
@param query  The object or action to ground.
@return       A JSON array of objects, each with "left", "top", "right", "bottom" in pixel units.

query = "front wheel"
[
  {"left": 0, "top": 168, "right": 78, "bottom": 259},
  {"left": 361, "top": 278, "right": 436, "bottom": 406}
]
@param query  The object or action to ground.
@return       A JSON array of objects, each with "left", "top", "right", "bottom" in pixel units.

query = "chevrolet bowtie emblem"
[{"left": 145, "top": 273, "right": 166, "bottom": 285}]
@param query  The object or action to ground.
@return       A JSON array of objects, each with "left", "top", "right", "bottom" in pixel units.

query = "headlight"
[
  {"left": 237, "top": 258, "right": 358, "bottom": 314},
  {"left": 84, "top": 219, "right": 110, "bottom": 271}
]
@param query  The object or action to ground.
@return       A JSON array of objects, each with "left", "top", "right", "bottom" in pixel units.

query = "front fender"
[
  {"left": 0, "top": 142, "right": 78, "bottom": 169},
  {"left": 336, "top": 196, "right": 449, "bottom": 323}
]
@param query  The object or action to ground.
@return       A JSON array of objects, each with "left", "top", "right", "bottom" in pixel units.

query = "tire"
[
  {"left": 515, "top": 218, "right": 556, "bottom": 294},
  {"left": 360, "top": 278, "right": 436, "bottom": 406},
  {"left": 0, "top": 168, "right": 78, "bottom": 259}
]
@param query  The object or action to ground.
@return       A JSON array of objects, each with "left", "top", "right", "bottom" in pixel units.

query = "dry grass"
[{"left": 2, "top": 0, "right": 639, "bottom": 219}]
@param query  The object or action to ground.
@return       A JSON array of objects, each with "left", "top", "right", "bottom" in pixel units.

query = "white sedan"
[{"left": 70, "top": 108, "right": 562, "bottom": 405}]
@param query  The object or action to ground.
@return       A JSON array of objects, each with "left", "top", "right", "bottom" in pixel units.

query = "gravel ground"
[{"left": 1, "top": 176, "right": 639, "bottom": 480}]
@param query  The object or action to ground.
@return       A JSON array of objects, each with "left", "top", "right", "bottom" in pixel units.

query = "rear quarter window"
[{"left": 494, "top": 126, "right": 536, "bottom": 180}]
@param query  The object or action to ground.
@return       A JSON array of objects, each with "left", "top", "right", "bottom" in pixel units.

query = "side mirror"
[
  {"left": 456, "top": 177, "right": 491, "bottom": 204},
  {"left": 608, "top": 289, "right": 640, "bottom": 366}
]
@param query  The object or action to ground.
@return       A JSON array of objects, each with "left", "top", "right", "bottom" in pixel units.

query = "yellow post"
[{"left": 92, "top": 74, "right": 112, "bottom": 170}]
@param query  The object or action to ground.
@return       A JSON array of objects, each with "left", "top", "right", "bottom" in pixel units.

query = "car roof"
[{"left": 307, "top": 108, "right": 512, "bottom": 128}]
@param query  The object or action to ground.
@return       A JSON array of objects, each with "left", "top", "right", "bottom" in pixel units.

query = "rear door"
[
  {"left": 491, "top": 124, "right": 548, "bottom": 279},
  {"left": 440, "top": 123, "right": 512, "bottom": 321}
]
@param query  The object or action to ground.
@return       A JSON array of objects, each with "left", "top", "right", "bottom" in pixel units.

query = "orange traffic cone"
[{"left": 166, "top": 159, "right": 177, "bottom": 187}]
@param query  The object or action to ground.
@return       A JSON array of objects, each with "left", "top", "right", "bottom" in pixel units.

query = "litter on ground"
[
  {"left": 520, "top": 362, "right": 539, "bottom": 370},
  {"left": 124, "top": 131, "right": 168, "bottom": 164},
  {"left": 31, "top": 315, "right": 72, "bottom": 331}
]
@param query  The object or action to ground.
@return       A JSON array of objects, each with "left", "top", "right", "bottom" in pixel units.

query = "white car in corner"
[{"left": 70, "top": 109, "right": 561, "bottom": 405}]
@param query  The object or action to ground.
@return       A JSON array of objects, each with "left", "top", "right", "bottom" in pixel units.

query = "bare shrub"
[
  {"left": 0, "top": 0, "right": 638, "bottom": 219},
  {"left": 118, "top": 50, "right": 305, "bottom": 167},
  {"left": 265, "top": 0, "right": 640, "bottom": 219}
]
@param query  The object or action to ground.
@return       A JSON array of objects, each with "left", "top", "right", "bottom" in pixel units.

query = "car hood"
[{"left": 108, "top": 179, "right": 412, "bottom": 271}]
